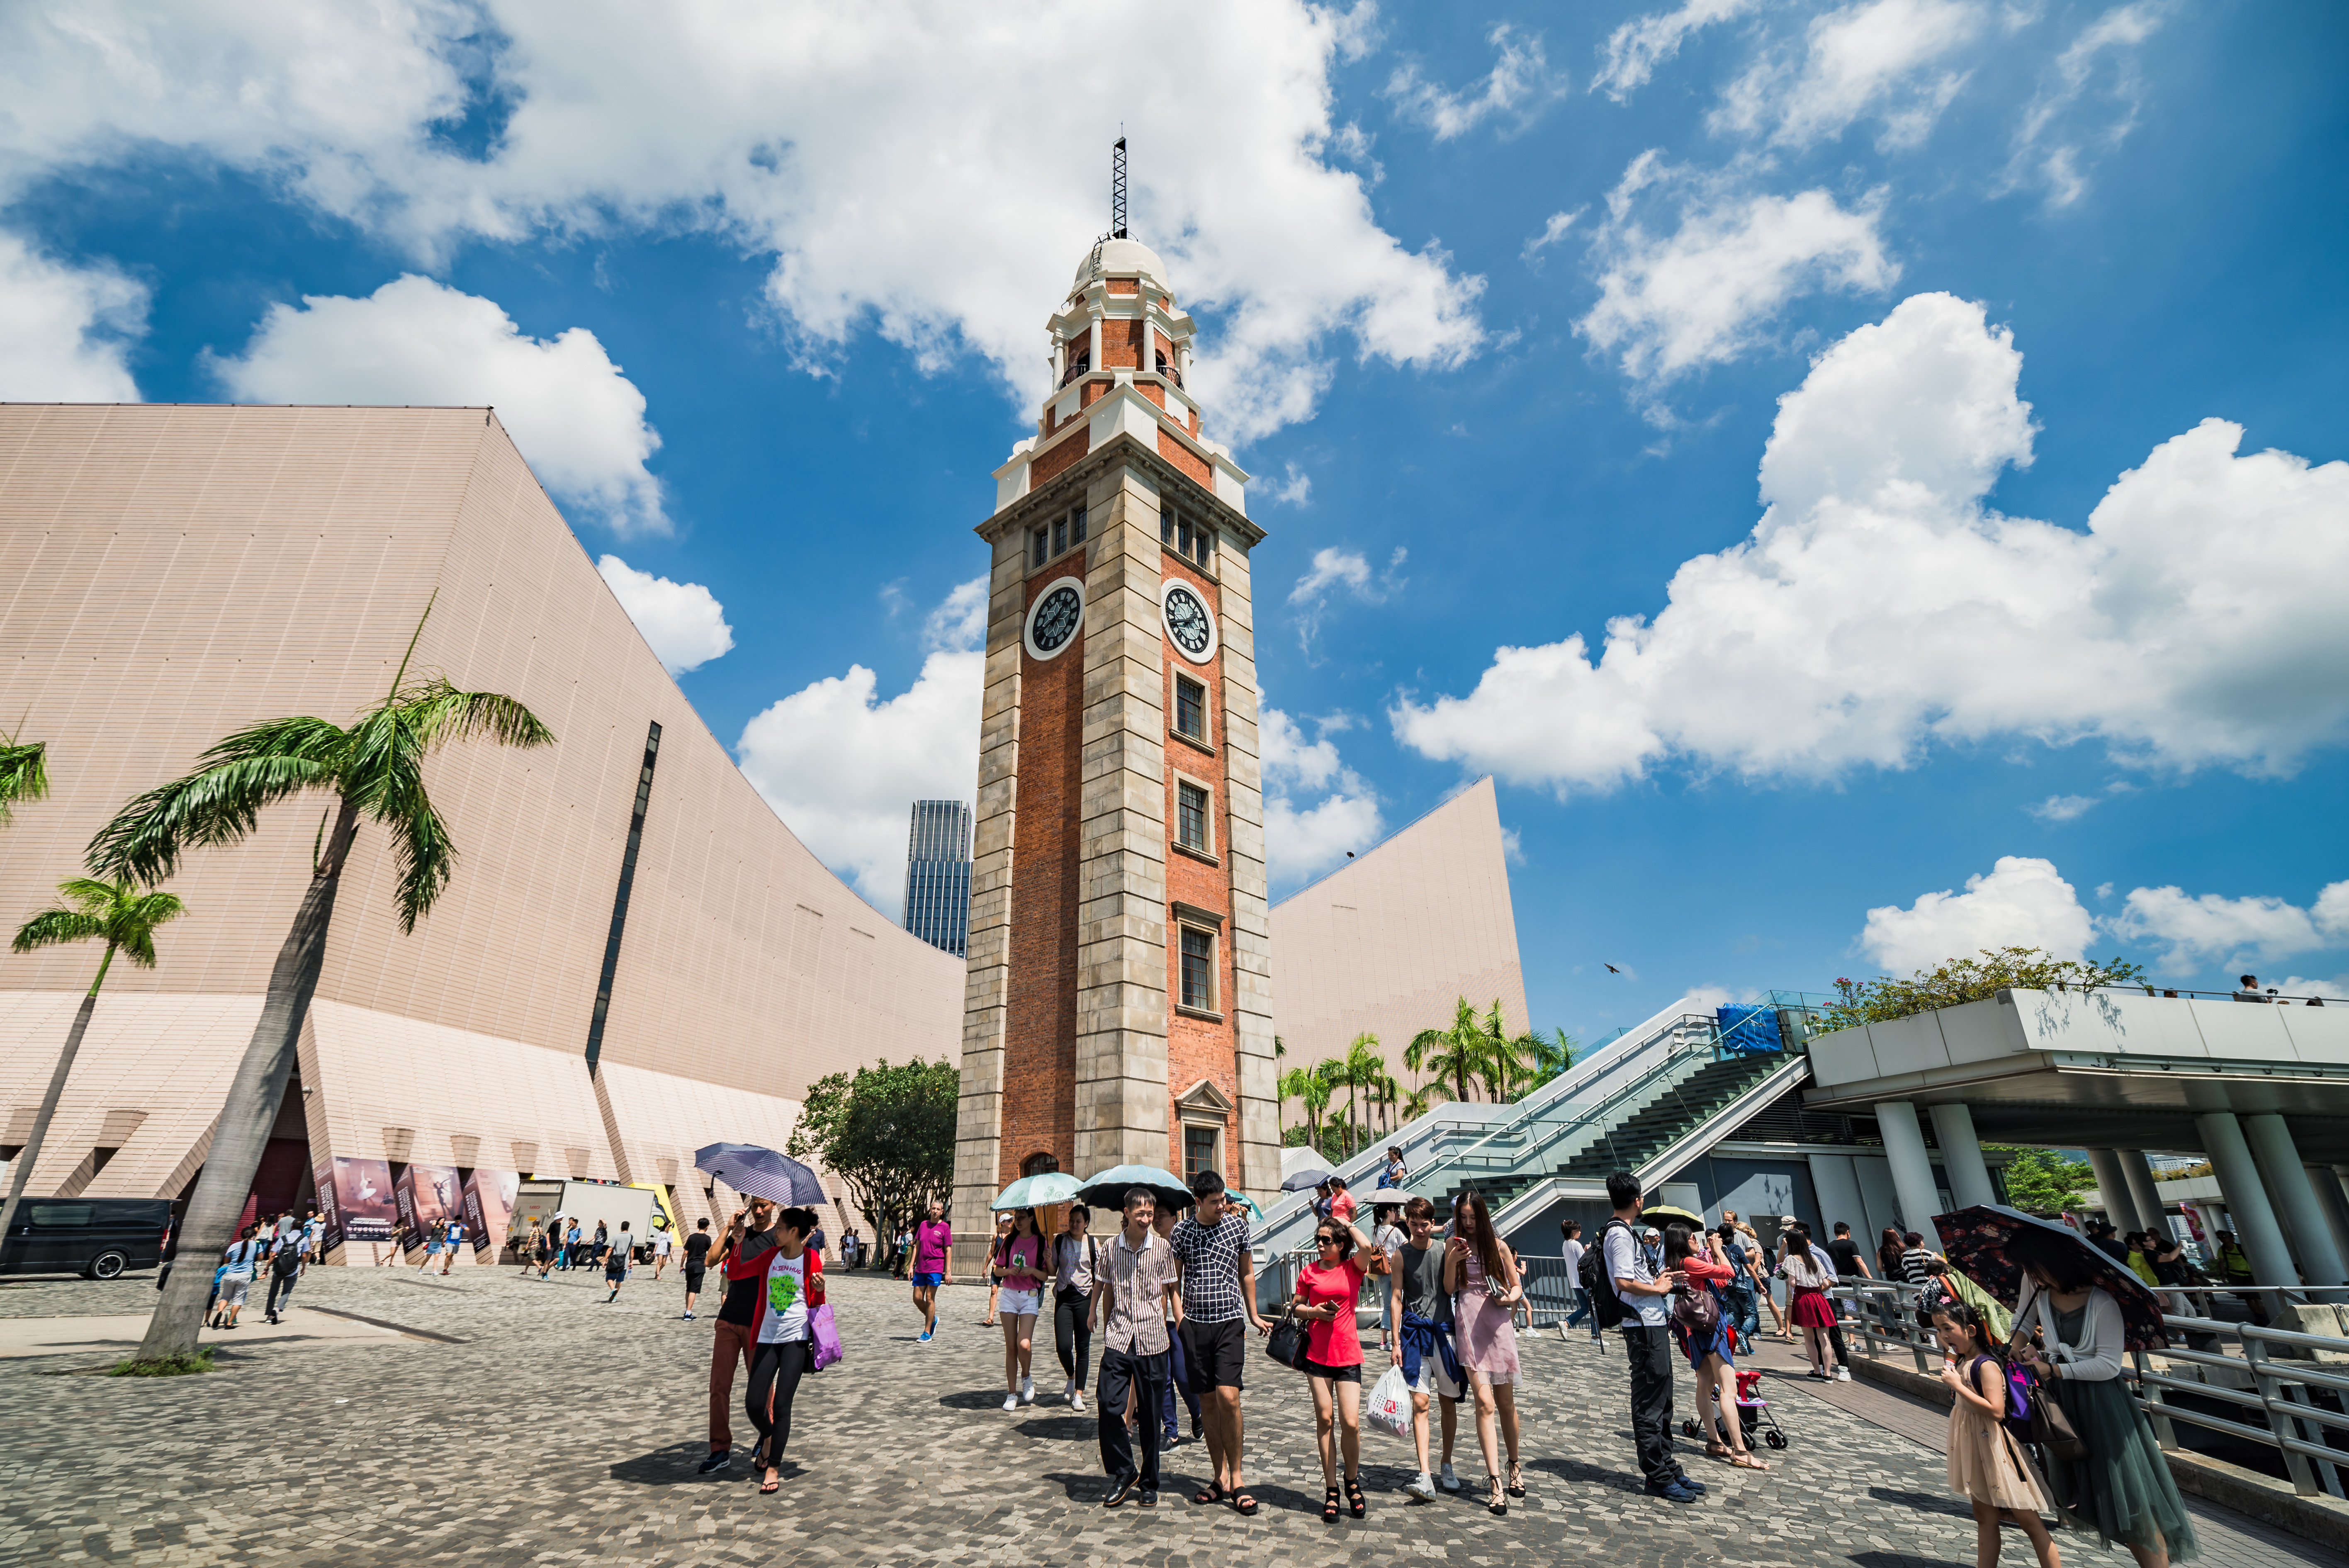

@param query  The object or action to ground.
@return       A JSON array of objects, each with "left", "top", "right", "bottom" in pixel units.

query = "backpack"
[{"left": 1579, "top": 1218, "right": 1634, "bottom": 1331}]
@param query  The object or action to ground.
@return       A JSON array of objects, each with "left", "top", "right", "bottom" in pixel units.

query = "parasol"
[
  {"left": 1075, "top": 1164, "right": 1194, "bottom": 1213},
  {"left": 693, "top": 1142, "right": 827, "bottom": 1208},
  {"left": 992, "top": 1171, "right": 1085, "bottom": 1211},
  {"left": 1934, "top": 1203, "right": 2169, "bottom": 1351},
  {"left": 1280, "top": 1168, "right": 1333, "bottom": 1192},
  {"left": 1640, "top": 1203, "right": 1706, "bottom": 1230}
]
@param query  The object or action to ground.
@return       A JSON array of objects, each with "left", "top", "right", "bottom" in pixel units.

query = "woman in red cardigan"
[
  {"left": 1663, "top": 1223, "right": 1768, "bottom": 1472},
  {"left": 725, "top": 1204, "right": 827, "bottom": 1494}
]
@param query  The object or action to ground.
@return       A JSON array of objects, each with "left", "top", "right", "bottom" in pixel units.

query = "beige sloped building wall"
[
  {"left": 1268, "top": 776, "right": 1531, "bottom": 1075},
  {"left": 0, "top": 404, "right": 962, "bottom": 1250}
]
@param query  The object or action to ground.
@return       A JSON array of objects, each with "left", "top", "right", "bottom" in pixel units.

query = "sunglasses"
[{"left": 1316, "top": 1233, "right": 1342, "bottom": 1247}]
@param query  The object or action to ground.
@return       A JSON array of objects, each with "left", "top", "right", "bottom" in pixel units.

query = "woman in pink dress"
[
  {"left": 1443, "top": 1191, "right": 1525, "bottom": 1515},
  {"left": 1779, "top": 1222, "right": 1840, "bottom": 1378}
]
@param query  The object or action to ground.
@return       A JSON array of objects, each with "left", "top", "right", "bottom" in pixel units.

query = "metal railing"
[
  {"left": 1833, "top": 1278, "right": 2349, "bottom": 1499},
  {"left": 1253, "top": 1243, "right": 1585, "bottom": 1335}
]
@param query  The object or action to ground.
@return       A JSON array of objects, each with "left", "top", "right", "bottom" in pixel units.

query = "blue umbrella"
[
  {"left": 694, "top": 1142, "right": 826, "bottom": 1207},
  {"left": 993, "top": 1171, "right": 1085, "bottom": 1211}
]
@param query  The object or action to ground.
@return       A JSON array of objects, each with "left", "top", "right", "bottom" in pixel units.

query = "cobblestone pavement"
[{"left": 0, "top": 1266, "right": 2332, "bottom": 1566}]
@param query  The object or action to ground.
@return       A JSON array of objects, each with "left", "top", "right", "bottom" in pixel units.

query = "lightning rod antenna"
[{"left": 1111, "top": 135, "right": 1128, "bottom": 240}]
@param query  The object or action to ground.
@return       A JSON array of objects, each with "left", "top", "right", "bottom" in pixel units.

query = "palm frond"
[
  {"left": 12, "top": 907, "right": 106, "bottom": 953},
  {"left": 390, "top": 793, "right": 454, "bottom": 933},
  {"left": 117, "top": 891, "right": 187, "bottom": 967},
  {"left": 398, "top": 679, "right": 554, "bottom": 753},
  {"left": 86, "top": 719, "right": 345, "bottom": 884},
  {"left": 0, "top": 739, "right": 49, "bottom": 825}
]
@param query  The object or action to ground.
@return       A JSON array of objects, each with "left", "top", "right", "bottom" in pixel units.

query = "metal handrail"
[{"left": 1832, "top": 1278, "right": 2349, "bottom": 1500}]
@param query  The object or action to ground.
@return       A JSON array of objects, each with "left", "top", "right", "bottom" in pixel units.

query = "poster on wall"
[
  {"left": 330, "top": 1157, "right": 398, "bottom": 1244},
  {"left": 394, "top": 1162, "right": 465, "bottom": 1253},
  {"left": 463, "top": 1169, "right": 520, "bottom": 1257}
]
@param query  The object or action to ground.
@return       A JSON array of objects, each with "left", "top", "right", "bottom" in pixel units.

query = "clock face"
[
  {"left": 1023, "top": 578, "right": 1086, "bottom": 661},
  {"left": 1162, "top": 579, "right": 1217, "bottom": 664}
]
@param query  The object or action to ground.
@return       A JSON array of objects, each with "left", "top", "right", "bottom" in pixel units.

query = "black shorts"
[
  {"left": 684, "top": 1266, "right": 707, "bottom": 1292},
  {"left": 1303, "top": 1358, "right": 1362, "bottom": 1384},
  {"left": 1182, "top": 1318, "right": 1247, "bottom": 1393}
]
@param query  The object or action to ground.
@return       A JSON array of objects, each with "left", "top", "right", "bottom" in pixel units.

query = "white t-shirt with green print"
[{"left": 758, "top": 1248, "right": 810, "bottom": 1345}]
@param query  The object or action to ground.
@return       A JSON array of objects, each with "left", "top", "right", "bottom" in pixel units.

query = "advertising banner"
[
  {"left": 394, "top": 1162, "right": 465, "bottom": 1253},
  {"left": 329, "top": 1157, "right": 398, "bottom": 1245},
  {"left": 463, "top": 1169, "right": 520, "bottom": 1256}
]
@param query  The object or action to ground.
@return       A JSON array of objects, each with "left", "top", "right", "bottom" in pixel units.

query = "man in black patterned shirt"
[{"left": 1167, "top": 1169, "right": 1272, "bottom": 1516}]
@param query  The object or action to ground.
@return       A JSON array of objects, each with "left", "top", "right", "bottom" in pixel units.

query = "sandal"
[
  {"left": 1486, "top": 1475, "right": 1508, "bottom": 1516},
  {"left": 1345, "top": 1476, "right": 1365, "bottom": 1518},
  {"left": 1193, "top": 1484, "right": 1225, "bottom": 1506},
  {"left": 1229, "top": 1492, "right": 1259, "bottom": 1516},
  {"left": 1729, "top": 1452, "right": 1771, "bottom": 1470},
  {"left": 759, "top": 1474, "right": 781, "bottom": 1495},
  {"left": 1321, "top": 1485, "right": 1341, "bottom": 1523},
  {"left": 1506, "top": 1460, "right": 1525, "bottom": 1498}
]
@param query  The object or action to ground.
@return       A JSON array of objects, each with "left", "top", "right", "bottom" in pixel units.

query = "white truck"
[{"left": 511, "top": 1179, "right": 667, "bottom": 1261}]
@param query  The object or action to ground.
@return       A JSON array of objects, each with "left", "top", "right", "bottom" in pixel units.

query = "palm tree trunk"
[
  {"left": 0, "top": 950, "right": 112, "bottom": 1259},
  {"left": 135, "top": 803, "right": 355, "bottom": 1363}
]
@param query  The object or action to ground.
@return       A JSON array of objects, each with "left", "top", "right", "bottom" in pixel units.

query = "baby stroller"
[{"left": 1682, "top": 1368, "right": 1789, "bottom": 1451}]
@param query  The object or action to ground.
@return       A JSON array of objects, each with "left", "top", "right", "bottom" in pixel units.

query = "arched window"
[{"left": 1021, "top": 1151, "right": 1060, "bottom": 1177}]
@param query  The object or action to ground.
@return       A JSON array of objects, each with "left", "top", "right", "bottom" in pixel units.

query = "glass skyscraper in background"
[{"left": 902, "top": 799, "right": 973, "bottom": 958}]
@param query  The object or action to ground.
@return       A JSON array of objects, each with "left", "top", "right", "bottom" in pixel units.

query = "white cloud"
[
  {"left": 1860, "top": 856, "right": 2094, "bottom": 972},
  {"left": 0, "top": 1, "right": 1483, "bottom": 447},
  {"left": 1591, "top": 0, "right": 1761, "bottom": 102},
  {"left": 1576, "top": 153, "right": 1898, "bottom": 387},
  {"left": 213, "top": 275, "right": 665, "bottom": 532},
  {"left": 921, "top": 576, "right": 989, "bottom": 653},
  {"left": 1286, "top": 544, "right": 1406, "bottom": 654},
  {"left": 1261, "top": 707, "right": 1383, "bottom": 885},
  {"left": 596, "top": 555, "right": 733, "bottom": 674},
  {"left": 1522, "top": 208, "right": 1583, "bottom": 267},
  {"left": 1397, "top": 291, "right": 2349, "bottom": 791},
  {"left": 1713, "top": 0, "right": 1986, "bottom": 151},
  {"left": 1385, "top": 24, "right": 1569, "bottom": 141},
  {"left": 735, "top": 647, "right": 982, "bottom": 919},
  {"left": 2003, "top": 2, "right": 2169, "bottom": 208},
  {"left": 2111, "top": 879, "right": 2349, "bottom": 967},
  {"left": 2027, "top": 793, "right": 2099, "bottom": 823},
  {"left": 0, "top": 231, "right": 146, "bottom": 401},
  {"left": 1262, "top": 463, "right": 1314, "bottom": 508}
]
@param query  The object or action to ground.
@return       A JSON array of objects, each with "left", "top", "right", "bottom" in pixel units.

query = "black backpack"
[{"left": 1579, "top": 1217, "right": 1634, "bottom": 1331}]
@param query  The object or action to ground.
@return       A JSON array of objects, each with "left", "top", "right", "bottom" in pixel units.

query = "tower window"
[
  {"left": 1180, "top": 926, "right": 1216, "bottom": 1012},
  {"left": 1177, "top": 780, "right": 1209, "bottom": 851},
  {"left": 1053, "top": 516, "right": 1066, "bottom": 556},
  {"left": 1173, "top": 676, "right": 1205, "bottom": 740},
  {"left": 1031, "top": 528, "right": 1047, "bottom": 568},
  {"left": 1071, "top": 504, "right": 1087, "bottom": 545},
  {"left": 1183, "top": 1124, "right": 1219, "bottom": 1178}
]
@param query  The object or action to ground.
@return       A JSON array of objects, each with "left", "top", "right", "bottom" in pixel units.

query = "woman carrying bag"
[
  {"left": 1052, "top": 1205, "right": 1102, "bottom": 1412},
  {"left": 1289, "top": 1213, "right": 1391, "bottom": 1521},
  {"left": 1444, "top": 1191, "right": 1527, "bottom": 1515}
]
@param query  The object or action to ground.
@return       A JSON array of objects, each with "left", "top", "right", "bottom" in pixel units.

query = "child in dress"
[{"left": 1936, "top": 1302, "right": 2062, "bottom": 1568}]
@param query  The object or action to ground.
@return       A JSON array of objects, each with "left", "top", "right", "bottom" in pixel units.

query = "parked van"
[{"left": 0, "top": 1197, "right": 171, "bottom": 1279}]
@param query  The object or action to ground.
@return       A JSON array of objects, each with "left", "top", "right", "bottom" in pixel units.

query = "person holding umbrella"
[{"left": 722, "top": 1202, "right": 827, "bottom": 1495}]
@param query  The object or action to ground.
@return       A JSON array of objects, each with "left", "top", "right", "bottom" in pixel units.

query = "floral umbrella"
[{"left": 1933, "top": 1203, "right": 2169, "bottom": 1351}]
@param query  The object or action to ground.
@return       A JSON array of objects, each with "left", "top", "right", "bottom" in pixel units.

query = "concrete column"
[
  {"left": 1808, "top": 1153, "right": 1867, "bottom": 1243},
  {"left": 1875, "top": 1101, "right": 1943, "bottom": 1235},
  {"left": 2242, "top": 1114, "right": 2347, "bottom": 1286},
  {"left": 2311, "top": 1165, "right": 2349, "bottom": 1279},
  {"left": 1088, "top": 313, "right": 1102, "bottom": 372},
  {"left": 1927, "top": 1104, "right": 1996, "bottom": 1210},
  {"left": 2195, "top": 1112, "right": 2299, "bottom": 1286},
  {"left": 2113, "top": 1149, "right": 2166, "bottom": 1240},
  {"left": 2086, "top": 1149, "right": 2143, "bottom": 1235}
]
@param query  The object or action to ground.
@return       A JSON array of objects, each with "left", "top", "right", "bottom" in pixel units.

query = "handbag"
[
  {"left": 1264, "top": 1305, "right": 1313, "bottom": 1372},
  {"left": 1673, "top": 1279, "right": 1723, "bottom": 1335},
  {"left": 808, "top": 1301, "right": 843, "bottom": 1371},
  {"left": 2026, "top": 1370, "right": 2087, "bottom": 1461}
]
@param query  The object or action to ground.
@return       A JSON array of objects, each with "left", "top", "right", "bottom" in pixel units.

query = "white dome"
[{"left": 1073, "top": 236, "right": 1169, "bottom": 291}]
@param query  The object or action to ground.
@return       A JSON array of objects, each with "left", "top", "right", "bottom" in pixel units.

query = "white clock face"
[
  {"left": 1162, "top": 578, "right": 1217, "bottom": 664},
  {"left": 1023, "top": 576, "right": 1086, "bottom": 661}
]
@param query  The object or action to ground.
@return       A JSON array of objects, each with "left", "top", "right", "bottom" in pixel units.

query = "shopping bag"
[
  {"left": 809, "top": 1302, "right": 843, "bottom": 1371},
  {"left": 1364, "top": 1364, "right": 1413, "bottom": 1441}
]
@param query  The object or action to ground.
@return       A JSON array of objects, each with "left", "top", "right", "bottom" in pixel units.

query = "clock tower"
[{"left": 951, "top": 233, "right": 1277, "bottom": 1270}]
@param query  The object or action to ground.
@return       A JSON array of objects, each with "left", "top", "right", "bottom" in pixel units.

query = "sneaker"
[
  {"left": 1002, "top": 1394, "right": 1020, "bottom": 1412},
  {"left": 697, "top": 1451, "right": 732, "bottom": 1474},
  {"left": 1020, "top": 1375, "right": 1035, "bottom": 1404},
  {"left": 1646, "top": 1480, "right": 1700, "bottom": 1504},
  {"left": 1675, "top": 1473, "right": 1707, "bottom": 1495},
  {"left": 1162, "top": 1428, "right": 1181, "bottom": 1448},
  {"left": 1437, "top": 1463, "right": 1461, "bottom": 1493},
  {"left": 1190, "top": 1415, "right": 1204, "bottom": 1442},
  {"left": 1836, "top": 1366, "right": 1851, "bottom": 1381},
  {"left": 1403, "top": 1474, "right": 1438, "bottom": 1504},
  {"left": 1062, "top": 1378, "right": 1075, "bottom": 1404},
  {"left": 1070, "top": 1391, "right": 1085, "bottom": 1414},
  {"left": 918, "top": 1329, "right": 933, "bottom": 1342}
]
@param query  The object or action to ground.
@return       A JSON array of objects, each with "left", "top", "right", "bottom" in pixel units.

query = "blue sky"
[{"left": 3, "top": 0, "right": 2345, "bottom": 1045}]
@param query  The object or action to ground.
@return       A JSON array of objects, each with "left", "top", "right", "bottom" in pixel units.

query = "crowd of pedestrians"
[{"left": 199, "top": 1206, "right": 323, "bottom": 1328}]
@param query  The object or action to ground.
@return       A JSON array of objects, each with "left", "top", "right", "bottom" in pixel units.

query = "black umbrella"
[
  {"left": 1934, "top": 1203, "right": 2169, "bottom": 1351},
  {"left": 693, "top": 1142, "right": 826, "bottom": 1208},
  {"left": 1280, "top": 1168, "right": 1333, "bottom": 1191},
  {"left": 1073, "top": 1164, "right": 1193, "bottom": 1214}
]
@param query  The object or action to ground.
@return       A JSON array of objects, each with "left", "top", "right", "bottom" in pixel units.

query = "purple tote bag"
[{"left": 809, "top": 1301, "right": 842, "bottom": 1371}]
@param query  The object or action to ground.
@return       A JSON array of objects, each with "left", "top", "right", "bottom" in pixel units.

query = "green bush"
[
  {"left": 107, "top": 1348, "right": 216, "bottom": 1377},
  {"left": 1828, "top": 947, "right": 2145, "bottom": 1030}
]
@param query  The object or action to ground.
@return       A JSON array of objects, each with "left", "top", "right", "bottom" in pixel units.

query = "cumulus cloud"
[
  {"left": 1385, "top": 24, "right": 1569, "bottom": 141},
  {"left": 735, "top": 639, "right": 982, "bottom": 917},
  {"left": 596, "top": 555, "right": 733, "bottom": 674},
  {"left": 0, "top": 231, "right": 146, "bottom": 401},
  {"left": 1713, "top": 0, "right": 1986, "bottom": 151},
  {"left": 1860, "top": 856, "right": 2094, "bottom": 972},
  {"left": 1261, "top": 707, "right": 1382, "bottom": 886},
  {"left": 921, "top": 576, "right": 990, "bottom": 653},
  {"left": 2026, "top": 793, "right": 2099, "bottom": 824},
  {"left": 1397, "top": 292, "right": 2349, "bottom": 791},
  {"left": 1521, "top": 208, "right": 1583, "bottom": 267},
  {"left": 1591, "top": 0, "right": 1761, "bottom": 102},
  {"left": 1287, "top": 545, "right": 1406, "bottom": 654},
  {"left": 1262, "top": 463, "right": 1314, "bottom": 508},
  {"left": 2110, "top": 879, "right": 2349, "bottom": 967},
  {"left": 1575, "top": 152, "right": 1898, "bottom": 387},
  {"left": 2003, "top": 2, "right": 2169, "bottom": 208},
  {"left": 0, "top": 1, "right": 1482, "bottom": 446},
  {"left": 213, "top": 275, "right": 665, "bottom": 532}
]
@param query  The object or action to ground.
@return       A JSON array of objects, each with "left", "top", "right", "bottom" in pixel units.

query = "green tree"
[
  {"left": 0, "top": 735, "right": 48, "bottom": 828},
  {"left": 2001, "top": 1148, "right": 2094, "bottom": 1217},
  {"left": 1828, "top": 947, "right": 2147, "bottom": 1030},
  {"left": 1278, "top": 1063, "right": 1330, "bottom": 1150},
  {"left": 785, "top": 1057, "right": 956, "bottom": 1257},
  {"left": 1510, "top": 1028, "right": 1576, "bottom": 1100},
  {"left": 1338, "top": 1033, "right": 1385, "bottom": 1158},
  {"left": 1408, "top": 997, "right": 1489, "bottom": 1106},
  {"left": 1476, "top": 1001, "right": 1532, "bottom": 1101},
  {"left": 2, "top": 877, "right": 187, "bottom": 1248},
  {"left": 88, "top": 610, "right": 552, "bottom": 1366}
]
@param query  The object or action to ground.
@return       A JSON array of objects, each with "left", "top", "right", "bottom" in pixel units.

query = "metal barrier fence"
[
  {"left": 1834, "top": 1278, "right": 2349, "bottom": 1500},
  {"left": 1252, "top": 1247, "right": 1588, "bottom": 1332}
]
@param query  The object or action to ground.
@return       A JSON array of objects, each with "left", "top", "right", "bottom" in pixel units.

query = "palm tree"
[
  {"left": 0, "top": 735, "right": 47, "bottom": 828},
  {"left": 1, "top": 877, "right": 186, "bottom": 1250},
  {"left": 1478, "top": 1000, "right": 1531, "bottom": 1101},
  {"left": 88, "top": 612, "right": 552, "bottom": 1365},
  {"left": 1272, "top": 1034, "right": 1286, "bottom": 1135},
  {"left": 1513, "top": 1028, "right": 1575, "bottom": 1099},
  {"left": 1339, "top": 1033, "right": 1384, "bottom": 1158},
  {"left": 1408, "top": 997, "right": 1488, "bottom": 1105},
  {"left": 1402, "top": 1083, "right": 1438, "bottom": 1123}
]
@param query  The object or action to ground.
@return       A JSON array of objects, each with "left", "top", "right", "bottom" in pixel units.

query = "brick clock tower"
[{"left": 951, "top": 233, "right": 1278, "bottom": 1271}]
